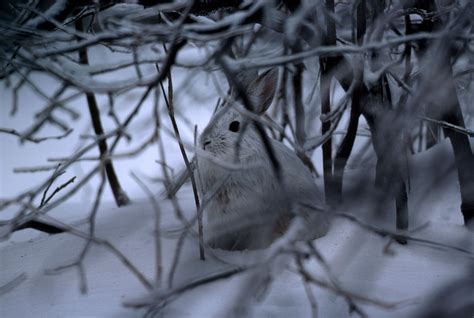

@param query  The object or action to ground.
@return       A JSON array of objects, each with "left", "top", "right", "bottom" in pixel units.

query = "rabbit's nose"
[{"left": 203, "top": 140, "right": 211, "bottom": 149}]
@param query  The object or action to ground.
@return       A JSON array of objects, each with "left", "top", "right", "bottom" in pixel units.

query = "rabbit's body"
[{"left": 197, "top": 69, "right": 329, "bottom": 250}]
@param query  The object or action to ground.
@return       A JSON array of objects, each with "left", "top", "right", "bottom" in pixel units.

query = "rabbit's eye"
[{"left": 229, "top": 121, "right": 240, "bottom": 133}]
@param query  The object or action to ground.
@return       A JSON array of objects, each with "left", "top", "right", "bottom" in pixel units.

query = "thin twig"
[
  {"left": 125, "top": 266, "right": 248, "bottom": 309},
  {"left": 45, "top": 171, "right": 107, "bottom": 294},
  {"left": 76, "top": 17, "right": 130, "bottom": 207},
  {"left": 302, "top": 276, "right": 318, "bottom": 318},
  {"left": 41, "top": 214, "right": 153, "bottom": 291},
  {"left": 0, "top": 127, "right": 73, "bottom": 144},
  {"left": 294, "top": 259, "right": 409, "bottom": 312},
  {"left": 420, "top": 116, "right": 474, "bottom": 137},
  {"left": 194, "top": 125, "right": 205, "bottom": 261},
  {"left": 130, "top": 171, "right": 162, "bottom": 286},
  {"left": 40, "top": 164, "right": 64, "bottom": 207},
  {"left": 0, "top": 273, "right": 28, "bottom": 296},
  {"left": 41, "top": 176, "right": 76, "bottom": 207},
  {"left": 332, "top": 210, "right": 474, "bottom": 258},
  {"left": 160, "top": 62, "right": 205, "bottom": 260}
]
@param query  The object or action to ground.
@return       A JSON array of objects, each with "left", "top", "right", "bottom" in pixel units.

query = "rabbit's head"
[{"left": 199, "top": 69, "right": 278, "bottom": 162}]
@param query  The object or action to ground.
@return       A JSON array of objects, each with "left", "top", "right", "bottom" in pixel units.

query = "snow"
[
  {"left": 1, "top": 139, "right": 473, "bottom": 317},
  {"left": 1, "top": 35, "right": 473, "bottom": 318}
]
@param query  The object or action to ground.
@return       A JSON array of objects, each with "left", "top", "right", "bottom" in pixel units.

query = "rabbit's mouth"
[
  {"left": 200, "top": 138, "right": 229, "bottom": 157},
  {"left": 204, "top": 146, "right": 227, "bottom": 157}
]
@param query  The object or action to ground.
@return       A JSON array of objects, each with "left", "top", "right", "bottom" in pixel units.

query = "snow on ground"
[
  {"left": 1, "top": 139, "right": 473, "bottom": 317},
  {"left": 1, "top": 40, "right": 473, "bottom": 317}
]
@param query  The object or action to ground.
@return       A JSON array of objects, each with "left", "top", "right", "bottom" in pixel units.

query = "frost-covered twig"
[
  {"left": 131, "top": 171, "right": 163, "bottom": 286},
  {"left": 332, "top": 210, "right": 474, "bottom": 259},
  {"left": 0, "top": 127, "right": 73, "bottom": 144},
  {"left": 125, "top": 266, "right": 249, "bottom": 310},
  {"left": 45, "top": 171, "right": 107, "bottom": 294},
  {"left": 160, "top": 64, "right": 204, "bottom": 260},
  {"left": 41, "top": 213, "right": 154, "bottom": 291},
  {"left": 294, "top": 259, "right": 411, "bottom": 312},
  {"left": 420, "top": 116, "right": 474, "bottom": 137}
]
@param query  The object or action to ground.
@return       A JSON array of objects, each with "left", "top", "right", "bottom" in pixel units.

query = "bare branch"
[
  {"left": 0, "top": 273, "right": 27, "bottom": 297},
  {"left": 0, "top": 127, "right": 73, "bottom": 144}
]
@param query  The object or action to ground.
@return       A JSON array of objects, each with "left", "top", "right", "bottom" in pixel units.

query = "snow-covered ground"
[
  {"left": 1, "top": 138, "right": 472, "bottom": 317},
  {"left": 1, "top": 39, "right": 473, "bottom": 317}
]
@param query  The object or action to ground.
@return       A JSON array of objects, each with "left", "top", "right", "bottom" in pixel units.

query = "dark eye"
[{"left": 229, "top": 121, "right": 240, "bottom": 133}]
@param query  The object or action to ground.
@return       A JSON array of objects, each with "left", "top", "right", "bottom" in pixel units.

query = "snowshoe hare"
[{"left": 197, "top": 69, "right": 329, "bottom": 250}]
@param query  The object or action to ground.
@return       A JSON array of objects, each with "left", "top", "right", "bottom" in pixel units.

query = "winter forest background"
[{"left": 1, "top": 0, "right": 473, "bottom": 317}]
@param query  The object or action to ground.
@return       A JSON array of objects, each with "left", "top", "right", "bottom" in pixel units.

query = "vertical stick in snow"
[{"left": 75, "top": 18, "right": 130, "bottom": 207}]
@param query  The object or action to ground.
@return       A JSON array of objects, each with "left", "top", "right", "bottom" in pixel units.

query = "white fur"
[{"left": 197, "top": 71, "right": 329, "bottom": 250}]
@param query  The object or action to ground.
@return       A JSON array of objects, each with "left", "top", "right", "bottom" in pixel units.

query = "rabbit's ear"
[
  {"left": 236, "top": 70, "right": 258, "bottom": 86},
  {"left": 225, "top": 70, "right": 257, "bottom": 109},
  {"left": 246, "top": 68, "right": 278, "bottom": 114}
]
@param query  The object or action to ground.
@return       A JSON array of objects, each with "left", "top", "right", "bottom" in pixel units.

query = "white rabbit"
[{"left": 197, "top": 69, "right": 329, "bottom": 250}]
